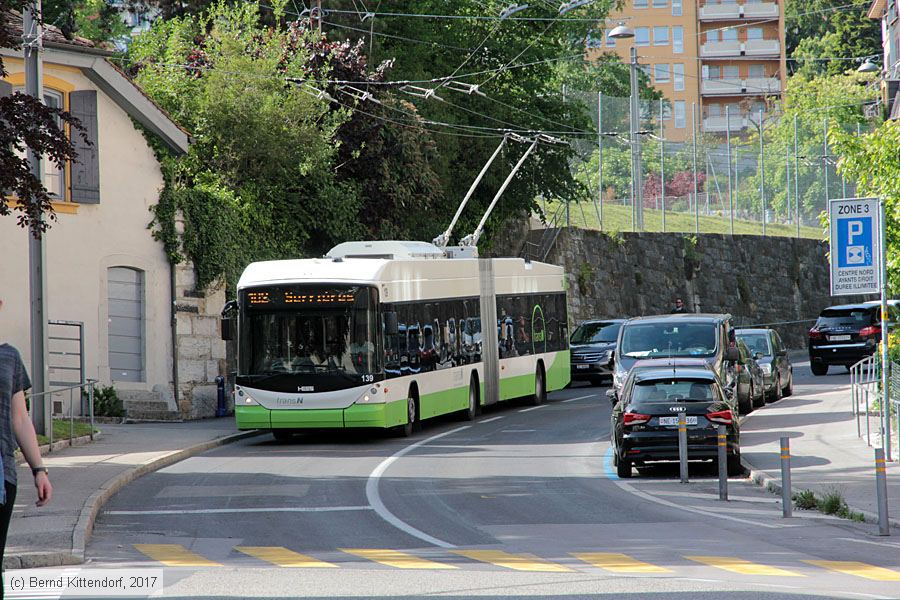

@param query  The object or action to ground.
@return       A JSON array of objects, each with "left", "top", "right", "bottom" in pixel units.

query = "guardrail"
[{"left": 28, "top": 379, "right": 97, "bottom": 452}]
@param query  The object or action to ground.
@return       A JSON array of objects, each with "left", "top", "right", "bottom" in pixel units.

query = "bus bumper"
[{"left": 236, "top": 399, "right": 408, "bottom": 430}]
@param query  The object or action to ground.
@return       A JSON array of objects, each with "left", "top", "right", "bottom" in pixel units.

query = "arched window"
[{"left": 108, "top": 267, "right": 145, "bottom": 382}]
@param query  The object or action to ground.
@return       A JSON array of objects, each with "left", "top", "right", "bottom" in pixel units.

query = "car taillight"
[
  {"left": 808, "top": 328, "right": 823, "bottom": 340},
  {"left": 623, "top": 412, "right": 651, "bottom": 426},
  {"left": 859, "top": 325, "right": 881, "bottom": 337},
  {"left": 706, "top": 409, "right": 733, "bottom": 425},
  {"left": 735, "top": 363, "right": 742, "bottom": 374}
]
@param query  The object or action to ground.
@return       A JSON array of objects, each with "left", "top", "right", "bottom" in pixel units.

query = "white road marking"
[
  {"left": 500, "top": 429, "right": 537, "bottom": 433},
  {"left": 480, "top": 416, "right": 505, "bottom": 424},
  {"left": 838, "top": 537, "right": 900, "bottom": 549},
  {"left": 562, "top": 394, "right": 597, "bottom": 403},
  {"left": 366, "top": 426, "right": 470, "bottom": 549},
  {"left": 518, "top": 406, "right": 545, "bottom": 413},
  {"left": 105, "top": 506, "right": 372, "bottom": 516}
]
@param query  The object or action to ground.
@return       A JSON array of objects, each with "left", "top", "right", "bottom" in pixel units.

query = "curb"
[
  {"left": 5, "top": 428, "right": 265, "bottom": 570},
  {"left": 37, "top": 432, "right": 100, "bottom": 457},
  {"left": 742, "top": 458, "right": 900, "bottom": 530}
]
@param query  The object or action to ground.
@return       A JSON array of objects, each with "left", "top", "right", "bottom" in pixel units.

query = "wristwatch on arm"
[{"left": 32, "top": 466, "right": 48, "bottom": 477}]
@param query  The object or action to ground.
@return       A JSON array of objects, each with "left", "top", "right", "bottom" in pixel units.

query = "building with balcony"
[
  {"left": 588, "top": 0, "right": 786, "bottom": 140},
  {"left": 868, "top": 0, "right": 900, "bottom": 119}
]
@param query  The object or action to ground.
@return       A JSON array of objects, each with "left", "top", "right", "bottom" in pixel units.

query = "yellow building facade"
[{"left": 589, "top": 0, "right": 786, "bottom": 141}]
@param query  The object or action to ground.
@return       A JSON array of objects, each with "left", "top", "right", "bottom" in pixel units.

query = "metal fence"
[
  {"left": 547, "top": 90, "right": 873, "bottom": 237},
  {"left": 850, "top": 357, "right": 899, "bottom": 460},
  {"left": 29, "top": 379, "right": 97, "bottom": 452}
]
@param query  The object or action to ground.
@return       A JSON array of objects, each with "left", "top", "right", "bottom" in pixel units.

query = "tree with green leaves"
[
  {"left": 42, "top": 0, "right": 130, "bottom": 46},
  {"left": 785, "top": 0, "right": 881, "bottom": 77}
]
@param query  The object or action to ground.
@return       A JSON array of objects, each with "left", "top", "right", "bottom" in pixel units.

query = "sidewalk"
[
  {"left": 740, "top": 359, "right": 900, "bottom": 531},
  {"left": 5, "top": 418, "right": 260, "bottom": 569}
]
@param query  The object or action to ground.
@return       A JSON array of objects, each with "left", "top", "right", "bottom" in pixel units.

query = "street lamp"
[
  {"left": 608, "top": 23, "right": 644, "bottom": 230},
  {"left": 858, "top": 59, "right": 881, "bottom": 74}
]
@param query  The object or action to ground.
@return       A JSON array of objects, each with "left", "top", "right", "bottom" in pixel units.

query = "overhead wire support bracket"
[
  {"left": 442, "top": 81, "right": 486, "bottom": 96},
  {"left": 338, "top": 85, "right": 382, "bottom": 104},
  {"left": 559, "top": 0, "right": 593, "bottom": 15},
  {"left": 401, "top": 85, "right": 445, "bottom": 101}
]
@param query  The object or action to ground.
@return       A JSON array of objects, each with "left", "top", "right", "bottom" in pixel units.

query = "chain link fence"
[{"left": 546, "top": 90, "right": 873, "bottom": 237}]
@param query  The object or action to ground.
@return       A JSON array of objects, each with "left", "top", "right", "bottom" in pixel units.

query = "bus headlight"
[{"left": 243, "top": 395, "right": 260, "bottom": 405}]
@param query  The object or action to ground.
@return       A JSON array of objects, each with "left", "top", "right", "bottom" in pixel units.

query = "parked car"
[
  {"left": 610, "top": 365, "right": 742, "bottom": 478},
  {"left": 735, "top": 337, "right": 766, "bottom": 412},
  {"left": 606, "top": 357, "right": 714, "bottom": 404},
  {"left": 613, "top": 313, "right": 741, "bottom": 402},
  {"left": 808, "top": 303, "right": 892, "bottom": 375},
  {"left": 736, "top": 328, "right": 794, "bottom": 401},
  {"left": 570, "top": 319, "right": 624, "bottom": 386}
]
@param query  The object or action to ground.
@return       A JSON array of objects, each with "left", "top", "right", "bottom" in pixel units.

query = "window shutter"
[
  {"left": 70, "top": 90, "right": 100, "bottom": 204},
  {"left": 0, "top": 80, "right": 11, "bottom": 98}
]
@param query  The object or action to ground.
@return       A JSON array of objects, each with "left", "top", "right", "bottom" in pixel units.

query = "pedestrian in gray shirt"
[{"left": 0, "top": 300, "right": 52, "bottom": 593}]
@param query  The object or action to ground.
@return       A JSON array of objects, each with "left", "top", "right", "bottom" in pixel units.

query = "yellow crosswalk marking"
[
  {"left": 686, "top": 555, "right": 804, "bottom": 577},
  {"left": 452, "top": 550, "right": 572, "bottom": 572},
  {"left": 133, "top": 544, "right": 221, "bottom": 567},
  {"left": 573, "top": 552, "right": 671, "bottom": 573},
  {"left": 341, "top": 549, "right": 457, "bottom": 569},
  {"left": 803, "top": 560, "right": 900, "bottom": 581},
  {"left": 236, "top": 546, "right": 337, "bottom": 568}
]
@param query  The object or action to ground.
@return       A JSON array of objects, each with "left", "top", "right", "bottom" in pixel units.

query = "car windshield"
[
  {"left": 631, "top": 378, "right": 719, "bottom": 403},
  {"left": 570, "top": 321, "right": 621, "bottom": 344},
  {"left": 737, "top": 333, "right": 771, "bottom": 357},
  {"left": 620, "top": 322, "right": 719, "bottom": 358},
  {"left": 816, "top": 308, "right": 876, "bottom": 328}
]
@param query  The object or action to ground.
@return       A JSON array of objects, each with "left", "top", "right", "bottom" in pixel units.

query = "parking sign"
[{"left": 829, "top": 197, "right": 881, "bottom": 296}]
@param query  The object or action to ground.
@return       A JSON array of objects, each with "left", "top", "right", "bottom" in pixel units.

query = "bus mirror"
[
  {"left": 384, "top": 311, "right": 399, "bottom": 336},
  {"left": 221, "top": 317, "right": 234, "bottom": 341}
]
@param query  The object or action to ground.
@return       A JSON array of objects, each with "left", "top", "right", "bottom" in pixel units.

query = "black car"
[
  {"left": 734, "top": 337, "right": 766, "bottom": 413},
  {"left": 737, "top": 328, "right": 793, "bottom": 401},
  {"left": 610, "top": 366, "right": 742, "bottom": 478},
  {"left": 808, "top": 303, "right": 895, "bottom": 375},
  {"left": 570, "top": 319, "right": 624, "bottom": 386}
]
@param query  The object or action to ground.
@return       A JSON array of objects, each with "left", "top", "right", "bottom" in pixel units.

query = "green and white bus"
[{"left": 224, "top": 241, "right": 570, "bottom": 440}]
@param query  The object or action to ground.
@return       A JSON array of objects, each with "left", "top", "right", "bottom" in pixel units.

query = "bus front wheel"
[{"left": 397, "top": 387, "right": 419, "bottom": 437}]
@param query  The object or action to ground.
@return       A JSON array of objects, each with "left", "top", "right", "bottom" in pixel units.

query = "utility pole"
[
  {"left": 726, "top": 105, "right": 733, "bottom": 236},
  {"left": 24, "top": 0, "right": 49, "bottom": 437},
  {"left": 823, "top": 118, "right": 830, "bottom": 208},
  {"left": 692, "top": 102, "right": 699, "bottom": 234},
  {"left": 659, "top": 97, "right": 665, "bottom": 232},
  {"left": 314, "top": 0, "right": 323, "bottom": 35},
  {"left": 794, "top": 114, "right": 800, "bottom": 237},
  {"left": 597, "top": 91, "right": 603, "bottom": 231},
  {"left": 629, "top": 47, "right": 644, "bottom": 231},
  {"left": 759, "top": 108, "right": 766, "bottom": 237}
]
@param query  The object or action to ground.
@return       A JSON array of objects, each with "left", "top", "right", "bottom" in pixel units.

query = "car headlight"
[
  {"left": 613, "top": 368, "right": 626, "bottom": 390},
  {"left": 758, "top": 363, "right": 772, "bottom": 375}
]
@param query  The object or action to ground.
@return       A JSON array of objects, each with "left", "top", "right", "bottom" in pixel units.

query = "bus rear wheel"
[
  {"left": 530, "top": 365, "right": 547, "bottom": 406},
  {"left": 272, "top": 429, "right": 293, "bottom": 443}
]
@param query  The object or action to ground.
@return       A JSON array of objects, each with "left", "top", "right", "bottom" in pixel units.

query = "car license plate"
[
  {"left": 576, "top": 364, "right": 589, "bottom": 369},
  {"left": 829, "top": 335, "right": 851, "bottom": 341},
  {"left": 658, "top": 416, "right": 698, "bottom": 426}
]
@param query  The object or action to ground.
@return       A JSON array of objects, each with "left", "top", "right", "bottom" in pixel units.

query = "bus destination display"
[{"left": 246, "top": 288, "right": 356, "bottom": 307}]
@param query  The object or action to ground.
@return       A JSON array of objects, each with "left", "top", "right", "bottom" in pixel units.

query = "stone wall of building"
[
  {"left": 501, "top": 228, "right": 864, "bottom": 349},
  {"left": 173, "top": 264, "right": 227, "bottom": 419}
]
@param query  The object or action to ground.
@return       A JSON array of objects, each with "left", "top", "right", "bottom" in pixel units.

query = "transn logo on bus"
[{"left": 275, "top": 397, "right": 303, "bottom": 405}]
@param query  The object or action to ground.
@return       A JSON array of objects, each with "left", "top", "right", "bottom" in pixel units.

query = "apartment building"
[
  {"left": 588, "top": 0, "right": 787, "bottom": 141},
  {"left": 868, "top": 0, "right": 900, "bottom": 119}
]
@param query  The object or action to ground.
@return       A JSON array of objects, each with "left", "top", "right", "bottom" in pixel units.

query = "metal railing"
[
  {"left": 850, "top": 356, "right": 899, "bottom": 459},
  {"left": 28, "top": 379, "right": 97, "bottom": 452}
]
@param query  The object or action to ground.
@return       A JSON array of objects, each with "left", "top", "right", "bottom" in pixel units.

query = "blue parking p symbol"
[{"left": 837, "top": 217, "right": 873, "bottom": 267}]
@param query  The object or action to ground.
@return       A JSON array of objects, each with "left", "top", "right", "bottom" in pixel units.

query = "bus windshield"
[
  {"left": 239, "top": 285, "right": 378, "bottom": 377},
  {"left": 620, "top": 322, "right": 719, "bottom": 358}
]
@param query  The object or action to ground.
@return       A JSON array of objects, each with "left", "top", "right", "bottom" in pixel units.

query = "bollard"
[
  {"left": 678, "top": 412, "right": 689, "bottom": 483},
  {"left": 215, "top": 376, "right": 227, "bottom": 418},
  {"left": 875, "top": 448, "right": 891, "bottom": 536},
  {"left": 780, "top": 436, "right": 792, "bottom": 518},
  {"left": 88, "top": 380, "right": 95, "bottom": 441},
  {"left": 717, "top": 425, "right": 728, "bottom": 501}
]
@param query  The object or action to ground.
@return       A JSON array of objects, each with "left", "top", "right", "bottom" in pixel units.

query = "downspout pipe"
[{"left": 170, "top": 260, "right": 180, "bottom": 410}]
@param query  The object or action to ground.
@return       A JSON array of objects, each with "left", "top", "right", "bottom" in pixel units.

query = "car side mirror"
[
  {"left": 605, "top": 388, "right": 617, "bottom": 404},
  {"left": 725, "top": 346, "right": 740, "bottom": 362},
  {"left": 221, "top": 317, "right": 234, "bottom": 341},
  {"left": 384, "top": 311, "right": 399, "bottom": 336},
  {"left": 777, "top": 349, "right": 787, "bottom": 357},
  {"left": 754, "top": 351, "right": 764, "bottom": 360}
]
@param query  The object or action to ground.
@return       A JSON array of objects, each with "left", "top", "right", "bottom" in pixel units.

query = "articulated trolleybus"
[{"left": 224, "top": 240, "right": 570, "bottom": 440}]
